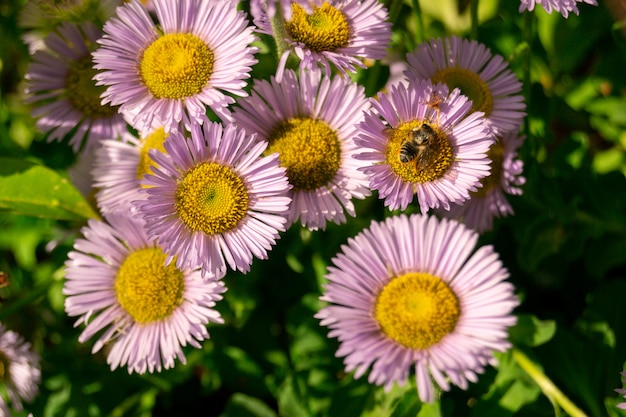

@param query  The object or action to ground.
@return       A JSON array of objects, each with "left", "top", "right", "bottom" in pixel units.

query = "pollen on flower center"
[
  {"left": 431, "top": 67, "right": 493, "bottom": 116},
  {"left": 375, "top": 271, "right": 460, "bottom": 350},
  {"left": 285, "top": 2, "right": 350, "bottom": 52},
  {"left": 175, "top": 162, "right": 249, "bottom": 235},
  {"left": 137, "top": 127, "right": 168, "bottom": 181},
  {"left": 385, "top": 121, "right": 453, "bottom": 184},
  {"left": 266, "top": 117, "right": 341, "bottom": 191},
  {"left": 140, "top": 33, "right": 214, "bottom": 100},
  {"left": 115, "top": 247, "right": 185, "bottom": 324},
  {"left": 65, "top": 56, "right": 117, "bottom": 118},
  {"left": 472, "top": 138, "right": 504, "bottom": 198}
]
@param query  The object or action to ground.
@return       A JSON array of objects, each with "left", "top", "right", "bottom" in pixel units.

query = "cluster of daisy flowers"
[{"left": 13, "top": 0, "right": 603, "bottom": 410}]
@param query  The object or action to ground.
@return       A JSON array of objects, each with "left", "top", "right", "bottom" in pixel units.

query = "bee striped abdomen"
[{"left": 399, "top": 141, "right": 420, "bottom": 163}]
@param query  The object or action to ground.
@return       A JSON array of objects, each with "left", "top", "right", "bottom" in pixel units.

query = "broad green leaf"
[
  {"left": 417, "top": 402, "right": 441, "bottom": 417},
  {"left": 470, "top": 351, "right": 541, "bottom": 417},
  {"left": 276, "top": 374, "right": 310, "bottom": 417},
  {"left": 327, "top": 378, "right": 374, "bottom": 417},
  {"left": 593, "top": 147, "right": 625, "bottom": 174},
  {"left": 509, "top": 314, "right": 556, "bottom": 347},
  {"left": 362, "top": 383, "right": 420, "bottom": 417},
  {"left": 0, "top": 157, "right": 99, "bottom": 221},
  {"left": 391, "top": 393, "right": 422, "bottom": 417}
]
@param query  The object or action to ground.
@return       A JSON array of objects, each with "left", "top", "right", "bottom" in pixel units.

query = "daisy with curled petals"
[
  {"left": 316, "top": 214, "right": 519, "bottom": 403},
  {"left": 0, "top": 324, "right": 41, "bottom": 413},
  {"left": 355, "top": 78, "right": 494, "bottom": 213},
  {"left": 439, "top": 131, "right": 526, "bottom": 233},
  {"left": 519, "top": 0, "right": 597, "bottom": 18},
  {"left": 405, "top": 36, "right": 526, "bottom": 136},
  {"left": 231, "top": 68, "right": 371, "bottom": 230},
  {"left": 252, "top": 0, "right": 391, "bottom": 80},
  {"left": 135, "top": 121, "right": 292, "bottom": 276},
  {"left": 92, "top": 0, "right": 258, "bottom": 132},
  {"left": 63, "top": 212, "right": 226, "bottom": 374},
  {"left": 93, "top": 127, "right": 169, "bottom": 214},
  {"left": 24, "top": 21, "right": 126, "bottom": 152}
]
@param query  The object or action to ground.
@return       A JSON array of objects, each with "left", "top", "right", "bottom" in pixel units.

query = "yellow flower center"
[
  {"left": 136, "top": 127, "right": 168, "bottom": 181},
  {"left": 385, "top": 121, "right": 453, "bottom": 184},
  {"left": 140, "top": 33, "right": 214, "bottom": 100},
  {"left": 65, "top": 55, "right": 117, "bottom": 118},
  {"left": 267, "top": 117, "right": 341, "bottom": 191},
  {"left": 285, "top": 2, "right": 350, "bottom": 52},
  {"left": 431, "top": 67, "right": 493, "bottom": 116},
  {"left": 375, "top": 272, "right": 460, "bottom": 350},
  {"left": 115, "top": 247, "right": 185, "bottom": 324},
  {"left": 472, "top": 137, "right": 505, "bottom": 198},
  {"left": 175, "top": 162, "right": 249, "bottom": 235}
]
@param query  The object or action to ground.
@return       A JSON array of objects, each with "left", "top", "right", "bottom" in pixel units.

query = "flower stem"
[
  {"left": 512, "top": 348, "right": 588, "bottom": 417},
  {"left": 410, "top": 0, "right": 424, "bottom": 45},
  {"left": 470, "top": 0, "right": 479, "bottom": 39},
  {"left": 270, "top": 3, "right": 289, "bottom": 60}
]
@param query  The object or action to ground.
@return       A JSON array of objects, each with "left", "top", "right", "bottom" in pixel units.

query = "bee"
[{"left": 399, "top": 123, "right": 437, "bottom": 171}]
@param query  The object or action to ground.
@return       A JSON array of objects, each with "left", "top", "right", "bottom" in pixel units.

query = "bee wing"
[{"left": 416, "top": 145, "right": 434, "bottom": 172}]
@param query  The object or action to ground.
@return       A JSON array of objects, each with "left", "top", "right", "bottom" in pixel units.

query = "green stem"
[
  {"left": 270, "top": 3, "right": 289, "bottom": 61},
  {"left": 365, "top": 60, "right": 383, "bottom": 97},
  {"left": 410, "top": 0, "right": 424, "bottom": 45},
  {"left": 513, "top": 348, "right": 588, "bottom": 417},
  {"left": 388, "top": 0, "right": 404, "bottom": 27},
  {"left": 470, "top": 0, "right": 479, "bottom": 40}
]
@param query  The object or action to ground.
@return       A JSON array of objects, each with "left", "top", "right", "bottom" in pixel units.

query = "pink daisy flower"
[
  {"left": 405, "top": 36, "right": 526, "bottom": 136},
  {"left": 355, "top": 78, "right": 494, "bottom": 213},
  {"left": 93, "top": 127, "right": 170, "bottom": 214},
  {"left": 438, "top": 131, "right": 526, "bottom": 232},
  {"left": 519, "top": 0, "right": 598, "bottom": 17},
  {"left": 24, "top": 21, "right": 127, "bottom": 152},
  {"left": 316, "top": 214, "right": 519, "bottom": 402},
  {"left": 63, "top": 212, "right": 226, "bottom": 374},
  {"left": 135, "top": 121, "right": 292, "bottom": 276},
  {"left": 231, "top": 68, "right": 371, "bottom": 230},
  {"left": 252, "top": 0, "right": 391, "bottom": 80},
  {"left": 92, "top": 0, "right": 258, "bottom": 132},
  {"left": 0, "top": 324, "right": 41, "bottom": 413}
]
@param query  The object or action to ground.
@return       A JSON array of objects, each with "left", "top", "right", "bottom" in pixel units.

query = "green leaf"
[
  {"left": 470, "top": 351, "right": 541, "bottom": 417},
  {"left": 0, "top": 157, "right": 99, "bottom": 221},
  {"left": 509, "top": 314, "right": 557, "bottom": 347},
  {"left": 390, "top": 393, "right": 422, "bottom": 417},
  {"left": 276, "top": 374, "right": 311, "bottom": 417},
  {"left": 417, "top": 402, "right": 441, "bottom": 417}
]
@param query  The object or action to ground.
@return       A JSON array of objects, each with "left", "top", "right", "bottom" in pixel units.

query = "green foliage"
[
  {"left": 2, "top": 0, "right": 626, "bottom": 416},
  {"left": 0, "top": 157, "right": 100, "bottom": 221}
]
